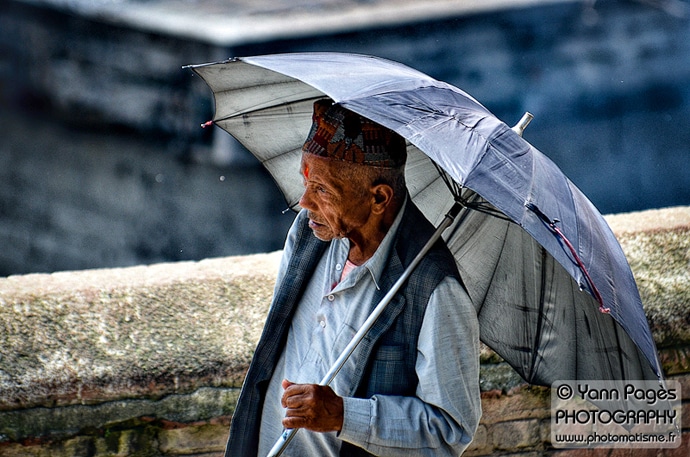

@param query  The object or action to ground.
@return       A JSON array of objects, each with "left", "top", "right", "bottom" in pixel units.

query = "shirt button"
[
  {"left": 319, "top": 320, "right": 326, "bottom": 328},
  {"left": 336, "top": 263, "right": 342, "bottom": 271},
  {"left": 327, "top": 294, "right": 335, "bottom": 301}
]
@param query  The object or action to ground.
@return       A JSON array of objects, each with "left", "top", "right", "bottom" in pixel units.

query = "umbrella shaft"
[{"left": 267, "top": 202, "right": 464, "bottom": 457}]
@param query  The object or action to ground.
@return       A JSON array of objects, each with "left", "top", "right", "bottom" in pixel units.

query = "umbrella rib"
[
  {"left": 212, "top": 94, "right": 326, "bottom": 124},
  {"left": 431, "top": 160, "right": 462, "bottom": 196},
  {"left": 430, "top": 161, "right": 512, "bottom": 221},
  {"left": 608, "top": 308, "right": 629, "bottom": 379},
  {"left": 614, "top": 318, "right": 627, "bottom": 379},
  {"left": 461, "top": 195, "right": 513, "bottom": 221},
  {"left": 528, "top": 247, "right": 549, "bottom": 384}
]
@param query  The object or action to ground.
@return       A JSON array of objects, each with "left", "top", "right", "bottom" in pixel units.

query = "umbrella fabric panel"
[
  {"left": 446, "top": 206, "right": 657, "bottom": 384},
  {"left": 343, "top": 87, "right": 495, "bottom": 185},
  {"left": 568, "top": 184, "right": 660, "bottom": 376},
  {"left": 197, "top": 60, "right": 324, "bottom": 121},
  {"left": 243, "top": 53, "right": 445, "bottom": 104},
  {"left": 216, "top": 101, "right": 315, "bottom": 155},
  {"left": 214, "top": 99, "right": 318, "bottom": 209},
  {"left": 402, "top": 147, "right": 459, "bottom": 226}
]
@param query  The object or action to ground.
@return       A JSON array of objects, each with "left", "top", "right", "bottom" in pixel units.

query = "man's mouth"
[{"left": 307, "top": 212, "right": 324, "bottom": 229}]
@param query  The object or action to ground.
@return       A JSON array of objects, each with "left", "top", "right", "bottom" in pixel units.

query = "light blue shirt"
[{"left": 258, "top": 205, "right": 481, "bottom": 456}]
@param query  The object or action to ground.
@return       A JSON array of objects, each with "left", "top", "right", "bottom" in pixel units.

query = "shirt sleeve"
[{"left": 338, "top": 276, "right": 482, "bottom": 456}]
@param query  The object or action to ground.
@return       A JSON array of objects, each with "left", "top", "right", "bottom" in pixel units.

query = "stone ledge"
[
  {"left": 605, "top": 206, "right": 690, "bottom": 348},
  {"left": 0, "top": 253, "right": 281, "bottom": 411},
  {"left": 604, "top": 206, "right": 690, "bottom": 235},
  {"left": 0, "top": 206, "right": 688, "bottom": 417}
]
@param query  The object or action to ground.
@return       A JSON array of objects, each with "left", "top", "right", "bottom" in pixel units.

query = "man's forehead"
[
  {"left": 300, "top": 153, "right": 352, "bottom": 186},
  {"left": 301, "top": 153, "right": 331, "bottom": 175}
]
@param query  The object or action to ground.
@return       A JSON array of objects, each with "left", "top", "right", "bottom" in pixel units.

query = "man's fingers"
[
  {"left": 283, "top": 415, "right": 311, "bottom": 429},
  {"left": 282, "top": 389, "right": 315, "bottom": 430},
  {"left": 281, "top": 380, "right": 307, "bottom": 408},
  {"left": 284, "top": 385, "right": 318, "bottom": 410},
  {"left": 284, "top": 393, "right": 308, "bottom": 410},
  {"left": 280, "top": 383, "right": 344, "bottom": 432}
]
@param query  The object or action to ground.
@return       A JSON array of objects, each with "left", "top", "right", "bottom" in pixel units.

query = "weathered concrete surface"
[
  {"left": 0, "top": 207, "right": 688, "bottom": 408},
  {"left": 0, "top": 252, "right": 281, "bottom": 412},
  {"left": 606, "top": 206, "right": 690, "bottom": 349},
  {"left": 0, "top": 206, "right": 688, "bottom": 453}
]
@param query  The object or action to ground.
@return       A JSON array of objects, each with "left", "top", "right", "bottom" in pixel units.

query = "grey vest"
[{"left": 225, "top": 201, "right": 462, "bottom": 457}]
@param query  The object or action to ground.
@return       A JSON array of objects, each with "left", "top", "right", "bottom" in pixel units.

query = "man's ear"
[{"left": 371, "top": 184, "right": 394, "bottom": 214}]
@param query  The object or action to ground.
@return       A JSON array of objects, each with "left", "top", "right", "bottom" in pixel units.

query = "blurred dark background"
[{"left": 1, "top": 0, "right": 689, "bottom": 276}]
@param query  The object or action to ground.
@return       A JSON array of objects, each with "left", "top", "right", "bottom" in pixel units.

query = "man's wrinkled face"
[{"left": 298, "top": 153, "right": 372, "bottom": 242}]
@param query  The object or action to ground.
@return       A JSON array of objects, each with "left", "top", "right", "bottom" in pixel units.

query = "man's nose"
[{"left": 299, "top": 188, "right": 315, "bottom": 210}]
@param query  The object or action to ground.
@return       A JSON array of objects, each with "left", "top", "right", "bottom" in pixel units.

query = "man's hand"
[{"left": 281, "top": 379, "right": 344, "bottom": 432}]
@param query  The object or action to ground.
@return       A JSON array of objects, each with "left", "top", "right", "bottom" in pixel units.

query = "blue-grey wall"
[{"left": 0, "top": 0, "right": 688, "bottom": 275}]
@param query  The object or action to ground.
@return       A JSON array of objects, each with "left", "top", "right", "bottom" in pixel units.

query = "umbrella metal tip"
[{"left": 512, "top": 112, "right": 534, "bottom": 137}]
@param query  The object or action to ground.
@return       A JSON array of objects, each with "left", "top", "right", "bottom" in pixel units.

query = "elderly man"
[{"left": 225, "top": 99, "right": 481, "bottom": 456}]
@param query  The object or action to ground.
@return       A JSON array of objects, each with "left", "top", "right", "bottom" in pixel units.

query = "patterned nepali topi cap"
[{"left": 302, "top": 99, "right": 407, "bottom": 168}]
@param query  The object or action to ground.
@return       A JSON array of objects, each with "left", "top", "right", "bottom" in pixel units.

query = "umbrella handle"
[{"left": 266, "top": 201, "right": 464, "bottom": 457}]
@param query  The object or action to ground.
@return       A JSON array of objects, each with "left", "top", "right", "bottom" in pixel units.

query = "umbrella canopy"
[{"left": 187, "top": 52, "right": 662, "bottom": 386}]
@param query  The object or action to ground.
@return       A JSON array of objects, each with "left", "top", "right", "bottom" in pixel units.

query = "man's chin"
[
  {"left": 308, "top": 224, "right": 336, "bottom": 242},
  {"left": 310, "top": 228, "right": 335, "bottom": 242}
]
